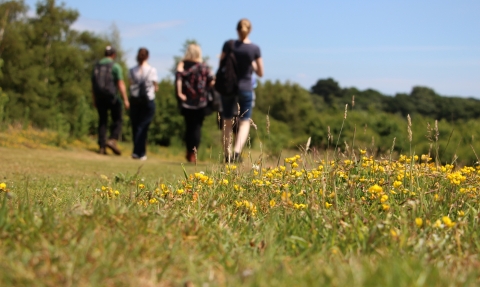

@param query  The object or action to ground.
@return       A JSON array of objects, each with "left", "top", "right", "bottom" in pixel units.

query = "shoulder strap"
[
  {"left": 129, "top": 68, "right": 135, "bottom": 82},
  {"left": 142, "top": 67, "right": 152, "bottom": 82},
  {"left": 184, "top": 62, "right": 201, "bottom": 75}
]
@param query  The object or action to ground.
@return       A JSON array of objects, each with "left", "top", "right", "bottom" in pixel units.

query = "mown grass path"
[{"left": 0, "top": 147, "right": 205, "bottom": 181}]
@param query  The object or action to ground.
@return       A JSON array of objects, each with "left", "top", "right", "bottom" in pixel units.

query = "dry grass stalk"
[
  {"left": 266, "top": 114, "right": 270, "bottom": 135},
  {"left": 327, "top": 126, "right": 332, "bottom": 144},
  {"left": 407, "top": 114, "right": 412, "bottom": 142}
]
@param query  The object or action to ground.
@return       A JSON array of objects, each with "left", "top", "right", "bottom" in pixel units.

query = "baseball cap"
[{"left": 105, "top": 45, "right": 116, "bottom": 56}]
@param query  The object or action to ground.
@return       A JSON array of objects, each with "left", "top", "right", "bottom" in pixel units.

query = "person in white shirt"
[{"left": 128, "top": 48, "right": 158, "bottom": 160}]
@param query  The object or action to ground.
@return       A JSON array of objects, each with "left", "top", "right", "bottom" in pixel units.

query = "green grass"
[{"left": 1, "top": 146, "right": 480, "bottom": 286}]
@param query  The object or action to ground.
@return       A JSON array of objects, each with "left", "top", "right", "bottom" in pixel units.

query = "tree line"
[{"left": 1, "top": 0, "right": 480, "bottom": 164}]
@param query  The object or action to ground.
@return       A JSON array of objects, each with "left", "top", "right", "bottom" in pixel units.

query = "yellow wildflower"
[
  {"left": 433, "top": 219, "right": 442, "bottom": 228},
  {"left": 281, "top": 191, "right": 291, "bottom": 201},
  {"left": 368, "top": 184, "right": 383, "bottom": 194},
  {"left": 380, "top": 195, "right": 388, "bottom": 203},
  {"left": 415, "top": 218, "right": 423, "bottom": 228},
  {"left": 138, "top": 183, "right": 145, "bottom": 189},
  {"left": 458, "top": 210, "right": 465, "bottom": 217},
  {"left": 177, "top": 189, "right": 184, "bottom": 195},
  {"left": 393, "top": 181, "right": 402, "bottom": 188},
  {"left": 325, "top": 202, "right": 332, "bottom": 209},
  {"left": 294, "top": 203, "right": 307, "bottom": 209},
  {"left": 442, "top": 216, "right": 455, "bottom": 228},
  {"left": 382, "top": 204, "right": 390, "bottom": 211},
  {"left": 269, "top": 199, "right": 276, "bottom": 207}
]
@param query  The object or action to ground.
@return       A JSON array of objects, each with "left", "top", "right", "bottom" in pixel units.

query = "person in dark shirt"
[{"left": 220, "top": 18, "right": 264, "bottom": 163}]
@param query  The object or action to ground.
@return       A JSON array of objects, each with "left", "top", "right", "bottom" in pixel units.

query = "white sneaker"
[{"left": 132, "top": 154, "right": 146, "bottom": 160}]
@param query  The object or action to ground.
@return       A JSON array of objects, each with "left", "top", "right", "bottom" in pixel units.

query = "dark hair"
[
  {"left": 105, "top": 46, "right": 116, "bottom": 57},
  {"left": 136, "top": 48, "right": 149, "bottom": 65}
]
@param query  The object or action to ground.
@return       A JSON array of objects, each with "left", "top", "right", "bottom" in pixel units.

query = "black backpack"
[
  {"left": 92, "top": 62, "right": 117, "bottom": 103},
  {"left": 214, "top": 40, "right": 238, "bottom": 96},
  {"left": 131, "top": 68, "right": 151, "bottom": 104}
]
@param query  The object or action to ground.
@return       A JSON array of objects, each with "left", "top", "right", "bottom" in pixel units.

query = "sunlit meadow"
[{"left": 1, "top": 119, "right": 480, "bottom": 286}]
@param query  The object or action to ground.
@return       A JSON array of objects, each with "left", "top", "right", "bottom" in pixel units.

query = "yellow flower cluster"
[
  {"left": 235, "top": 200, "right": 257, "bottom": 216},
  {"left": 285, "top": 155, "right": 301, "bottom": 168},
  {"left": 99, "top": 186, "right": 120, "bottom": 198},
  {"left": 0, "top": 182, "right": 7, "bottom": 192},
  {"left": 447, "top": 171, "right": 467, "bottom": 185},
  {"left": 192, "top": 172, "right": 214, "bottom": 186}
]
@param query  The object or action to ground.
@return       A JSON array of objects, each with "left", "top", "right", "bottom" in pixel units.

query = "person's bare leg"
[
  {"left": 222, "top": 119, "right": 233, "bottom": 161},
  {"left": 234, "top": 120, "right": 250, "bottom": 154}
]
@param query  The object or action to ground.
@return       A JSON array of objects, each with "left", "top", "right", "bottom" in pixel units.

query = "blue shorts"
[{"left": 221, "top": 90, "right": 253, "bottom": 121}]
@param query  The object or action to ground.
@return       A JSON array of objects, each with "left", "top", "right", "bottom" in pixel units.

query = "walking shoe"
[
  {"left": 186, "top": 151, "right": 196, "bottom": 163},
  {"left": 106, "top": 139, "right": 121, "bottom": 155},
  {"left": 132, "top": 154, "right": 147, "bottom": 161},
  {"left": 233, "top": 152, "right": 243, "bottom": 163},
  {"left": 99, "top": 147, "right": 107, "bottom": 155},
  {"left": 225, "top": 153, "right": 242, "bottom": 163}
]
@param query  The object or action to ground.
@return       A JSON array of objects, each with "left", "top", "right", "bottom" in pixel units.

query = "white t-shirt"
[{"left": 128, "top": 64, "right": 158, "bottom": 101}]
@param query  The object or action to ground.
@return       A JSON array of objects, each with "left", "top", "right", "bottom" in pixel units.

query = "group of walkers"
[{"left": 91, "top": 19, "right": 263, "bottom": 163}]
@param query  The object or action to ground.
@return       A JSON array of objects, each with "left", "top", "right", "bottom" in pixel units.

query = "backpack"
[
  {"left": 130, "top": 67, "right": 152, "bottom": 103},
  {"left": 92, "top": 62, "right": 117, "bottom": 103},
  {"left": 178, "top": 62, "right": 210, "bottom": 108},
  {"left": 214, "top": 40, "right": 238, "bottom": 96}
]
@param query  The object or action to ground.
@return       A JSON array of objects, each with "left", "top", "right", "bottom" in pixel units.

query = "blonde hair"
[
  {"left": 183, "top": 44, "right": 202, "bottom": 62},
  {"left": 236, "top": 18, "right": 251, "bottom": 40}
]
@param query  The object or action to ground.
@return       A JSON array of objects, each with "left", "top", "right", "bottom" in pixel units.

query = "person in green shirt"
[{"left": 92, "top": 46, "right": 130, "bottom": 155}]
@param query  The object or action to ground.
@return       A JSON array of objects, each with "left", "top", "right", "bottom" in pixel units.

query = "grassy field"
[{"left": 1, "top": 141, "right": 480, "bottom": 286}]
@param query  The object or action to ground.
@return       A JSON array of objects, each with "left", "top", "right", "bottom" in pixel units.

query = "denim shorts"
[{"left": 221, "top": 90, "right": 253, "bottom": 120}]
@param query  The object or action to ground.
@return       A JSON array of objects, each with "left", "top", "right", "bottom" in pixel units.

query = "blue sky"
[{"left": 26, "top": 0, "right": 480, "bottom": 97}]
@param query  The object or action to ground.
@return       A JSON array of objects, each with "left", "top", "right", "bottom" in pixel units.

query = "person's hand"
[
  {"left": 124, "top": 99, "right": 130, "bottom": 110},
  {"left": 178, "top": 93, "right": 187, "bottom": 102}
]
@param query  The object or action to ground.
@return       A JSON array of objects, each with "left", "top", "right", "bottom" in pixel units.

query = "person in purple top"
[{"left": 220, "top": 18, "right": 264, "bottom": 162}]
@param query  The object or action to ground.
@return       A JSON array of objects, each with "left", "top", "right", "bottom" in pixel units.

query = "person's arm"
[
  {"left": 151, "top": 67, "right": 159, "bottom": 92},
  {"left": 176, "top": 61, "right": 187, "bottom": 101},
  {"left": 112, "top": 63, "right": 129, "bottom": 109},
  {"left": 254, "top": 57, "right": 264, "bottom": 77},
  {"left": 176, "top": 77, "right": 187, "bottom": 101},
  {"left": 117, "top": 80, "right": 129, "bottom": 109}
]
